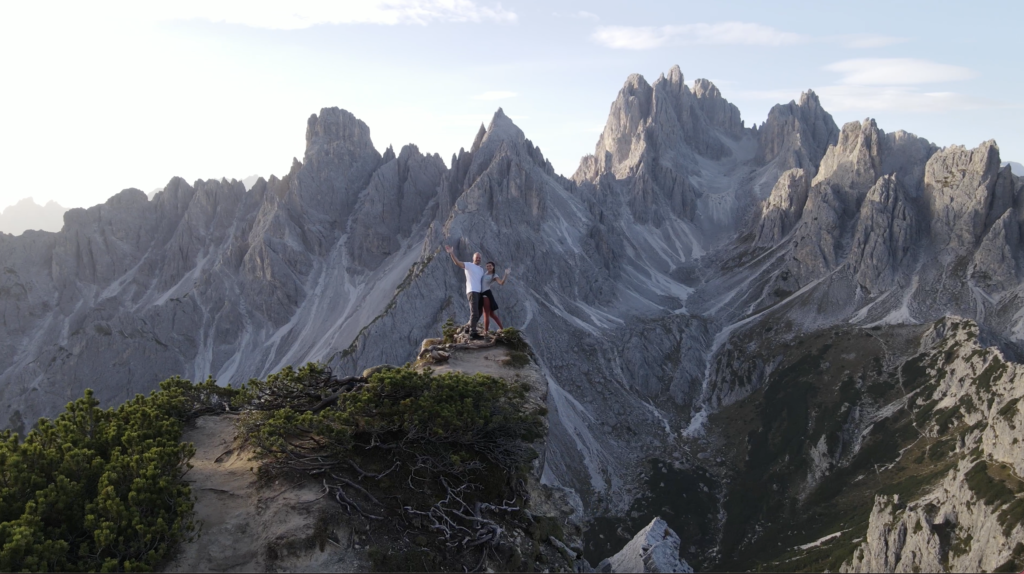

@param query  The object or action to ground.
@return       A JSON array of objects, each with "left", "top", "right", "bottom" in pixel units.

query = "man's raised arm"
[{"left": 444, "top": 245, "right": 465, "bottom": 269}]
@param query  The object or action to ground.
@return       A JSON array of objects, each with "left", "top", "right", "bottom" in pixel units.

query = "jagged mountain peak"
[
  {"left": 755, "top": 89, "right": 839, "bottom": 178},
  {"left": 470, "top": 123, "right": 486, "bottom": 153},
  {"left": 303, "top": 107, "right": 377, "bottom": 164},
  {"left": 799, "top": 88, "right": 822, "bottom": 108},
  {"left": 483, "top": 107, "right": 525, "bottom": 144},
  {"left": 463, "top": 108, "right": 531, "bottom": 184},
  {"left": 692, "top": 77, "right": 719, "bottom": 99},
  {"left": 813, "top": 118, "right": 885, "bottom": 206},
  {"left": 576, "top": 65, "right": 749, "bottom": 185}
]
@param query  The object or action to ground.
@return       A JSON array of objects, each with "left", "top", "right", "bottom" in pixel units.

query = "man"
[{"left": 445, "top": 245, "right": 484, "bottom": 339}]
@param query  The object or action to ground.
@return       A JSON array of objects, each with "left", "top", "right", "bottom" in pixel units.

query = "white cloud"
[
  {"left": 147, "top": 0, "right": 517, "bottom": 29},
  {"left": 552, "top": 10, "right": 599, "bottom": 21},
  {"left": 812, "top": 58, "right": 995, "bottom": 112},
  {"left": 733, "top": 89, "right": 806, "bottom": 102},
  {"left": 473, "top": 91, "right": 517, "bottom": 100},
  {"left": 592, "top": 22, "right": 805, "bottom": 50},
  {"left": 840, "top": 34, "right": 909, "bottom": 49},
  {"left": 815, "top": 85, "right": 997, "bottom": 112},
  {"left": 825, "top": 58, "right": 977, "bottom": 85}
]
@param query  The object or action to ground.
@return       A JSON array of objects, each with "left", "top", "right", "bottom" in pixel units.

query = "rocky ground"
[{"left": 161, "top": 334, "right": 607, "bottom": 573}]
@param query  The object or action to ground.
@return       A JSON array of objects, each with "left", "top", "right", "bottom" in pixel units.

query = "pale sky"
[{"left": 1, "top": 0, "right": 1021, "bottom": 211}]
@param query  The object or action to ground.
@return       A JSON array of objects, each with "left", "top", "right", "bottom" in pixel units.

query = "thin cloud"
[
  {"left": 733, "top": 89, "right": 807, "bottom": 102},
  {"left": 473, "top": 91, "right": 517, "bottom": 100},
  {"left": 151, "top": 0, "right": 517, "bottom": 29},
  {"left": 815, "top": 85, "right": 999, "bottom": 112},
  {"left": 840, "top": 34, "right": 909, "bottom": 48},
  {"left": 553, "top": 10, "right": 599, "bottom": 21},
  {"left": 592, "top": 23, "right": 911, "bottom": 51},
  {"left": 592, "top": 22, "right": 806, "bottom": 50},
  {"left": 826, "top": 58, "right": 977, "bottom": 85}
]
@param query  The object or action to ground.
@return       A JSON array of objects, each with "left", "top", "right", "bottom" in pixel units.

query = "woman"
[{"left": 480, "top": 262, "right": 510, "bottom": 333}]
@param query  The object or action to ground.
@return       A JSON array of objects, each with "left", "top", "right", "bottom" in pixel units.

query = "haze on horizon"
[{"left": 0, "top": 0, "right": 1020, "bottom": 215}]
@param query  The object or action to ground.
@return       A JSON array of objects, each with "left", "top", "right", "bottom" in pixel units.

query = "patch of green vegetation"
[
  {"left": 495, "top": 328, "right": 530, "bottom": 353},
  {"left": 965, "top": 461, "right": 1017, "bottom": 508},
  {"left": 763, "top": 528, "right": 865, "bottom": 573},
  {"left": 876, "top": 459, "right": 954, "bottom": 501},
  {"left": 994, "top": 541, "right": 1024, "bottom": 573},
  {"left": 958, "top": 394, "right": 977, "bottom": 414},
  {"left": 933, "top": 404, "right": 962, "bottom": 435},
  {"left": 998, "top": 498, "right": 1024, "bottom": 537},
  {"left": 949, "top": 531, "right": 972, "bottom": 558},
  {"left": 502, "top": 351, "right": 531, "bottom": 369},
  {"left": 0, "top": 380, "right": 203, "bottom": 572},
  {"left": 239, "top": 364, "right": 545, "bottom": 572},
  {"left": 975, "top": 357, "right": 1008, "bottom": 393},
  {"left": 943, "top": 342, "right": 962, "bottom": 365},
  {"left": 901, "top": 353, "right": 932, "bottom": 392},
  {"left": 926, "top": 438, "right": 956, "bottom": 463},
  {"left": 998, "top": 398, "right": 1020, "bottom": 422},
  {"left": 914, "top": 400, "right": 939, "bottom": 426},
  {"left": 441, "top": 317, "right": 458, "bottom": 344},
  {"left": 660, "top": 324, "right": 981, "bottom": 572}
]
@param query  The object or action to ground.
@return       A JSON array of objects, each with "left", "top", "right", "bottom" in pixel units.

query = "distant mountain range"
[
  {"left": 4, "top": 177, "right": 265, "bottom": 236},
  {"left": 0, "top": 198, "right": 66, "bottom": 235},
  {"left": 1005, "top": 160, "right": 1024, "bottom": 176},
  {"left": 2, "top": 65, "right": 1024, "bottom": 572}
]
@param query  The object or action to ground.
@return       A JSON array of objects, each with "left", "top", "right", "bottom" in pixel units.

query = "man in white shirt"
[{"left": 445, "top": 245, "right": 484, "bottom": 339}]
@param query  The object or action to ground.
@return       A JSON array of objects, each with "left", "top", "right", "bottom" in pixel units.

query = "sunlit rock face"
[{"left": 3, "top": 65, "right": 1024, "bottom": 572}]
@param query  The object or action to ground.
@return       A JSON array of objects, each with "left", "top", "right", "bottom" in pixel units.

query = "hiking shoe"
[{"left": 469, "top": 331, "right": 482, "bottom": 340}]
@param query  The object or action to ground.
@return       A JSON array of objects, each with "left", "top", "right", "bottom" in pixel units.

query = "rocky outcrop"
[
  {"left": 839, "top": 318, "right": 1024, "bottom": 572},
  {"left": 298, "top": 107, "right": 382, "bottom": 228},
  {"left": 597, "top": 517, "right": 693, "bottom": 573},
  {"left": 756, "top": 89, "right": 838, "bottom": 175},
  {"left": 811, "top": 119, "right": 936, "bottom": 209},
  {"left": 972, "top": 208, "right": 1021, "bottom": 291},
  {"left": 346, "top": 144, "right": 445, "bottom": 270},
  {"left": 167, "top": 339, "right": 584, "bottom": 573},
  {"left": 754, "top": 168, "right": 810, "bottom": 247},
  {"left": 692, "top": 79, "right": 743, "bottom": 137},
  {"left": 847, "top": 175, "right": 916, "bottom": 294},
  {"left": 813, "top": 120, "right": 885, "bottom": 209},
  {"left": 783, "top": 182, "right": 844, "bottom": 286},
  {"left": 923, "top": 140, "right": 1005, "bottom": 253},
  {"left": 572, "top": 65, "right": 756, "bottom": 231}
]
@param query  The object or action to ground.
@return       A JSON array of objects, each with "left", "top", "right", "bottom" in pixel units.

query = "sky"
[{"left": 0, "top": 0, "right": 1021, "bottom": 211}]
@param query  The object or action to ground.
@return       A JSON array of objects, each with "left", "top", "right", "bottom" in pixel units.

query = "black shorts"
[{"left": 480, "top": 290, "right": 499, "bottom": 312}]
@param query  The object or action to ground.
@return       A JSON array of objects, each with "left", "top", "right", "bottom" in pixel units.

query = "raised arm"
[
  {"left": 444, "top": 245, "right": 465, "bottom": 269},
  {"left": 494, "top": 267, "right": 511, "bottom": 285}
]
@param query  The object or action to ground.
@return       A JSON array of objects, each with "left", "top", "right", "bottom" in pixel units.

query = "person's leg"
[
  {"left": 491, "top": 309, "right": 504, "bottom": 330},
  {"left": 468, "top": 292, "right": 481, "bottom": 335},
  {"left": 482, "top": 296, "right": 492, "bottom": 332}
]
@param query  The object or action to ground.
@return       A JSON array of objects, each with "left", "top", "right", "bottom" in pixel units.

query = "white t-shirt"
[
  {"left": 481, "top": 273, "right": 499, "bottom": 292},
  {"left": 463, "top": 262, "right": 485, "bottom": 294}
]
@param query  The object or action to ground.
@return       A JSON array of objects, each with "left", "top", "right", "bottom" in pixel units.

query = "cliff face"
[
  {"left": 3, "top": 65, "right": 1024, "bottom": 572},
  {"left": 840, "top": 319, "right": 1024, "bottom": 573}
]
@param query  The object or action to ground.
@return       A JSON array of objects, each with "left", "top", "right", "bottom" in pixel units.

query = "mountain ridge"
[{"left": 2, "top": 65, "right": 1024, "bottom": 571}]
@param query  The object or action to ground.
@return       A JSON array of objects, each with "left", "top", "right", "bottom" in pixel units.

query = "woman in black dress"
[{"left": 481, "top": 262, "right": 509, "bottom": 333}]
